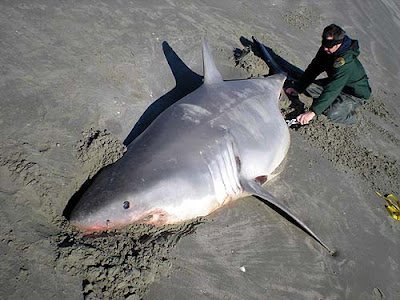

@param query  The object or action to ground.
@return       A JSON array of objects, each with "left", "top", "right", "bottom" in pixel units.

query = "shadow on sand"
[{"left": 123, "top": 41, "right": 203, "bottom": 146}]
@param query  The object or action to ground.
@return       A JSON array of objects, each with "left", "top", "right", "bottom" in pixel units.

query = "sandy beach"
[{"left": 1, "top": 1, "right": 399, "bottom": 299}]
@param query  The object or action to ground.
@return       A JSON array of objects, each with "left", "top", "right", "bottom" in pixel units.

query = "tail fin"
[
  {"left": 202, "top": 38, "right": 223, "bottom": 85},
  {"left": 252, "top": 36, "right": 286, "bottom": 76}
]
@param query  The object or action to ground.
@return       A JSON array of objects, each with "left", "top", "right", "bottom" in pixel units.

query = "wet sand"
[{"left": 1, "top": 1, "right": 399, "bottom": 299}]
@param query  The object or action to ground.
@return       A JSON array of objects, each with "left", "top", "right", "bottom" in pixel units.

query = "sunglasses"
[{"left": 322, "top": 38, "right": 343, "bottom": 48}]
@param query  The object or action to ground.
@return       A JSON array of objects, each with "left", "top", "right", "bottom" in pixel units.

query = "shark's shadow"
[{"left": 123, "top": 42, "right": 203, "bottom": 146}]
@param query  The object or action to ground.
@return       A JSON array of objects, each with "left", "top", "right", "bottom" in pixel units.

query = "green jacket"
[{"left": 296, "top": 37, "right": 371, "bottom": 115}]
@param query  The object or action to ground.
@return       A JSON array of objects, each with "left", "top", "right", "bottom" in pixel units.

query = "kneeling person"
[{"left": 286, "top": 24, "right": 372, "bottom": 125}]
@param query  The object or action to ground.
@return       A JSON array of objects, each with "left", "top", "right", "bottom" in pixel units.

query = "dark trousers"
[{"left": 306, "top": 80, "right": 367, "bottom": 124}]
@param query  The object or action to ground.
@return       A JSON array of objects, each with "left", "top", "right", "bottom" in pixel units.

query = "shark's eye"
[{"left": 123, "top": 201, "right": 130, "bottom": 209}]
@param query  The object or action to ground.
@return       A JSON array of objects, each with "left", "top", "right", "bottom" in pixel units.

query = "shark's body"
[{"left": 70, "top": 39, "right": 330, "bottom": 252}]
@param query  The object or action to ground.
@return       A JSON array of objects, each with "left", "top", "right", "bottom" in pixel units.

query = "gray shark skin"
[{"left": 70, "top": 39, "right": 332, "bottom": 253}]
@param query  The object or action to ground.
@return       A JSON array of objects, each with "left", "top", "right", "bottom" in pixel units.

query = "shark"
[{"left": 70, "top": 39, "right": 332, "bottom": 253}]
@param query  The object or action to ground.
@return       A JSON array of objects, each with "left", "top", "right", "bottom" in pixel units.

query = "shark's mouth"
[
  {"left": 70, "top": 208, "right": 176, "bottom": 235},
  {"left": 135, "top": 208, "right": 171, "bottom": 225}
]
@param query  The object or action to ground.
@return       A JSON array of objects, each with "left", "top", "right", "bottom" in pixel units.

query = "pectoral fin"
[{"left": 242, "top": 179, "right": 335, "bottom": 255}]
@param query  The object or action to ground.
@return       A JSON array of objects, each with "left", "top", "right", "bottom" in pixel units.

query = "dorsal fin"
[{"left": 202, "top": 38, "right": 223, "bottom": 85}]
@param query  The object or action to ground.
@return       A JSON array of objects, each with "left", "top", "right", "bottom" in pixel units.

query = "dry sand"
[{"left": 1, "top": 1, "right": 400, "bottom": 299}]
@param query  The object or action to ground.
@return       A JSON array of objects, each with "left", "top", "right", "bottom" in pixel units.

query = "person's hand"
[
  {"left": 296, "top": 111, "right": 316, "bottom": 125},
  {"left": 285, "top": 87, "right": 299, "bottom": 96}
]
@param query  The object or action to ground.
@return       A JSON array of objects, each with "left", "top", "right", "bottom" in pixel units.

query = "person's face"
[
  {"left": 323, "top": 36, "right": 342, "bottom": 54},
  {"left": 324, "top": 43, "right": 341, "bottom": 54}
]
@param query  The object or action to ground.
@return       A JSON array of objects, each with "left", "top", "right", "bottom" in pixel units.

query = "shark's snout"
[{"left": 69, "top": 208, "right": 108, "bottom": 233}]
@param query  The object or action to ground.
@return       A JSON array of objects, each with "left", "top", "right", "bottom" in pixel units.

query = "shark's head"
[{"left": 69, "top": 168, "right": 173, "bottom": 234}]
